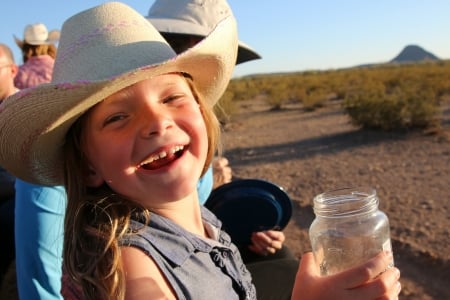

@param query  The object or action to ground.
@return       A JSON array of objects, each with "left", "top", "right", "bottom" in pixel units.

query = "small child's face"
[{"left": 81, "top": 73, "right": 208, "bottom": 207}]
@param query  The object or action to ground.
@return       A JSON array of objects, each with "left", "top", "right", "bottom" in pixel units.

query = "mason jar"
[{"left": 309, "top": 187, "right": 393, "bottom": 276}]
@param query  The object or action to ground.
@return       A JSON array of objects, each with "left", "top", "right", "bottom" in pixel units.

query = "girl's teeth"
[
  {"left": 158, "top": 151, "right": 167, "bottom": 159},
  {"left": 140, "top": 146, "right": 184, "bottom": 166}
]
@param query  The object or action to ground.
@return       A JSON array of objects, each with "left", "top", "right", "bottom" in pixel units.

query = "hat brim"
[
  {"left": 13, "top": 35, "right": 23, "bottom": 48},
  {"left": 0, "top": 16, "right": 237, "bottom": 186},
  {"left": 236, "top": 40, "right": 261, "bottom": 64},
  {"left": 147, "top": 17, "right": 261, "bottom": 65},
  {"left": 204, "top": 179, "right": 293, "bottom": 247}
]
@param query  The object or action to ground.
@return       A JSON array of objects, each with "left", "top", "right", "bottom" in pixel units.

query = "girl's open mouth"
[{"left": 138, "top": 145, "right": 185, "bottom": 170}]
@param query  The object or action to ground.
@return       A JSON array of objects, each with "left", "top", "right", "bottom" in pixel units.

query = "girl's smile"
[{"left": 138, "top": 144, "right": 186, "bottom": 171}]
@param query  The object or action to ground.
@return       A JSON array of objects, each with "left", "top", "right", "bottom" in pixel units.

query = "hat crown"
[
  {"left": 147, "top": 0, "right": 232, "bottom": 36},
  {"left": 53, "top": 2, "right": 176, "bottom": 84},
  {"left": 24, "top": 23, "right": 49, "bottom": 45}
]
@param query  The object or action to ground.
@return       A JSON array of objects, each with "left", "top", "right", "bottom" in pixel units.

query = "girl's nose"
[{"left": 140, "top": 106, "right": 173, "bottom": 137}]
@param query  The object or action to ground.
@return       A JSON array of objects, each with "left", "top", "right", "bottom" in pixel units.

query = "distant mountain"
[{"left": 390, "top": 45, "right": 439, "bottom": 63}]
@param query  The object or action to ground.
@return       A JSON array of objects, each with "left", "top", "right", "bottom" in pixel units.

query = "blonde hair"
[
  {"left": 62, "top": 76, "right": 221, "bottom": 299},
  {"left": 19, "top": 43, "right": 57, "bottom": 63}
]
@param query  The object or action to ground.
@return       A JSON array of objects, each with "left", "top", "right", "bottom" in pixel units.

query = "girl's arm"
[
  {"left": 121, "top": 246, "right": 176, "bottom": 300},
  {"left": 291, "top": 251, "right": 401, "bottom": 300}
]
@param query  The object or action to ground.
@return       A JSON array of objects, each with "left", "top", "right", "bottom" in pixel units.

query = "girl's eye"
[
  {"left": 103, "top": 114, "right": 127, "bottom": 126},
  {"left": 163, "top": 93, "right": 185, "bottom": 104}
]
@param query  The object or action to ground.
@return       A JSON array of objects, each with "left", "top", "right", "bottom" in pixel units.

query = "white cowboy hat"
[
  {"left": 0, "top": 1, "right": 237, "bottom": 186},
  {"left": 14, "top": 23, "right": 60, "bottom": 48},
  {"left": 146, "top": 0, "right": 260, "bottom": 64}
]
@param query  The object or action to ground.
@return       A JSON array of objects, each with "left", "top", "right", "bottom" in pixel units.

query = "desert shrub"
[
  {"left": 343, "top": 81, "right": 439, "bottom": 130},
  {"left": 290, "top": 85, "right": 307, "bottom": 103},
  {"left": 302, "top": 89, "right": 329, "bottom": 111},
  {"left": 262, "top": 78, "right": 290, "bottom": 110},
  {"left": 398, "top": 86, "right": 440, "bottom": 128}
]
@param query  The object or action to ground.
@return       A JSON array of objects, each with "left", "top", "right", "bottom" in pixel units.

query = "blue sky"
[{"left": 1, "top": 1, "right": 449, "bottom": 77}]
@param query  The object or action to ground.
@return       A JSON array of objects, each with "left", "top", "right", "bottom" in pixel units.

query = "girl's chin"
[{"left": 153, "top": 177, "right": 198, "bottom": 196}]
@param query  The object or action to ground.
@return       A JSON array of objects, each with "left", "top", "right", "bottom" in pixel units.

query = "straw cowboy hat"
[
  {"left": 0, "top": 1, "right": 238, "bottom": 186},
  {"left": 146, "top": 0, "right": 260, "bottom": 64},
  {"left": 14, "top": 23, "right": 60, "bottom": 48}
]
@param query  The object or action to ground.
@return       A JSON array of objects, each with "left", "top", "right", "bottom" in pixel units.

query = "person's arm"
[
  {"left": 291, "top": 251, "right": 401, "bottom": 300},
  {"left": 121, "top": 246, "right": 176, "bottom": 300}
]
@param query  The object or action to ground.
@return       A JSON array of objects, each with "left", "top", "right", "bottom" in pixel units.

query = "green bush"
[{"left": 343, "top": 82, "right": 439, "bottom": 130}]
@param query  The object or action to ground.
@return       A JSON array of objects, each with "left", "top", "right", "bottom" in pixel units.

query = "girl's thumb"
[{"left": 298, "top": 252, "right": 319, "bottom": 276}]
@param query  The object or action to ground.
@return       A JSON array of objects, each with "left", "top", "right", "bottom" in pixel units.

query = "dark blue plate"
[{"left": 204, "top": 179, "right": 293, "bottom": 247}]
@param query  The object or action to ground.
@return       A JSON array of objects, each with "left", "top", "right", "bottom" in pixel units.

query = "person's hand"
[
  {"left": 291, "top": 251, "right": 401, "bottom": 300},
  {"left": 212, "top": 156, "right": 232, "bottom": 189},
  {"left": 248, "top": 230, "right": 285, "bottom": 256}
]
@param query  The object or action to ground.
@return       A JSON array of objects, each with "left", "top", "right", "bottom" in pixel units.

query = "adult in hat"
[
  {"left": 146, "top": 0, "right": 261, "bottom": 64},
  {"left": 13, "top": 23, "right": 60, "bottom": 89}
]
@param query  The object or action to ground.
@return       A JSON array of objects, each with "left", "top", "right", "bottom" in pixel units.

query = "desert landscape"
[{"left": 221, "top": 96, "right": 450, "bottom": 299}]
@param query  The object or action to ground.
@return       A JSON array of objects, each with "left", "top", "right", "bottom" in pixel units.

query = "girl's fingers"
[
  {"left": 298, "top": 252, "right": 320, "bottom": 276},
  {"left": 292, "top": 252, "right": 400, "bottom": 300},
  {"left": 348, "top": 267, "right": 401, "bottom": 300},
  {"left": 338, "top": 251, "right": 394, "bottom": 289}
]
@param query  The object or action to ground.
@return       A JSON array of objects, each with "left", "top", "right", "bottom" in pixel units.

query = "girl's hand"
[
  {"left": 291, "top": 251, "right": 401, "bottom": 300},
  {"left": 248, "top": 230, "right": 285, "bottom": 256}
]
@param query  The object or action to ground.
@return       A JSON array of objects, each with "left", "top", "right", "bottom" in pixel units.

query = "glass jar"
[{"left": 309, "top": 187, "right": 393, "bottom": 276}]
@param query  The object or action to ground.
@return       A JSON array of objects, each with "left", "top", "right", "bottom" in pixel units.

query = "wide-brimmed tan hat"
[
  {"left": 14, "top": 23, "right": 60, "bottom": 48},
  {"left": 146, "top": 0, "right": 260, "bottom": 64},
  {"left": 0, "top": 1, "right": 237, "bottom": 186}
]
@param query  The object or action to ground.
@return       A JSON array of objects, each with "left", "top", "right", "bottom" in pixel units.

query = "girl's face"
[{"left": 82, "top": 73, "right": 208, "bottom": 207}]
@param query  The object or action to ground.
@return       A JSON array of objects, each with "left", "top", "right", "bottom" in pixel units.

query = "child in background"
[{"left": 0, "top": 2, "right": 401, "bottom": 299}]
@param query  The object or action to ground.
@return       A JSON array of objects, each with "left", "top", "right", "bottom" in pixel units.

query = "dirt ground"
[{"left": 221, "top": 97, "right": 450, "bottom": 299}]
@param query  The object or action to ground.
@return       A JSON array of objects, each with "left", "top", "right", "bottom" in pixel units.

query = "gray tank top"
[{"left": 121, "top": 207, "right": 257, "bottom": 300}]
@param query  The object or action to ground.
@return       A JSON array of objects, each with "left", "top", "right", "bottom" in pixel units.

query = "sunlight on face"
[{"left": 82, "top": 73, "right": 208, "bottom": 207}]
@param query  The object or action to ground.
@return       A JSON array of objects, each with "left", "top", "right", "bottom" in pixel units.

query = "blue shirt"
[
  {"left": 197, "top": 166, "right": 214, "bottom": 204},
  {"left": 14, "top": 180, "right": 66, "bottom": 300}
]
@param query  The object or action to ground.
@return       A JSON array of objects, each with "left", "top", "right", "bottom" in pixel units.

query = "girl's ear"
[{"left": 85, "top": 165, "right": 104, "bottom": 187}]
